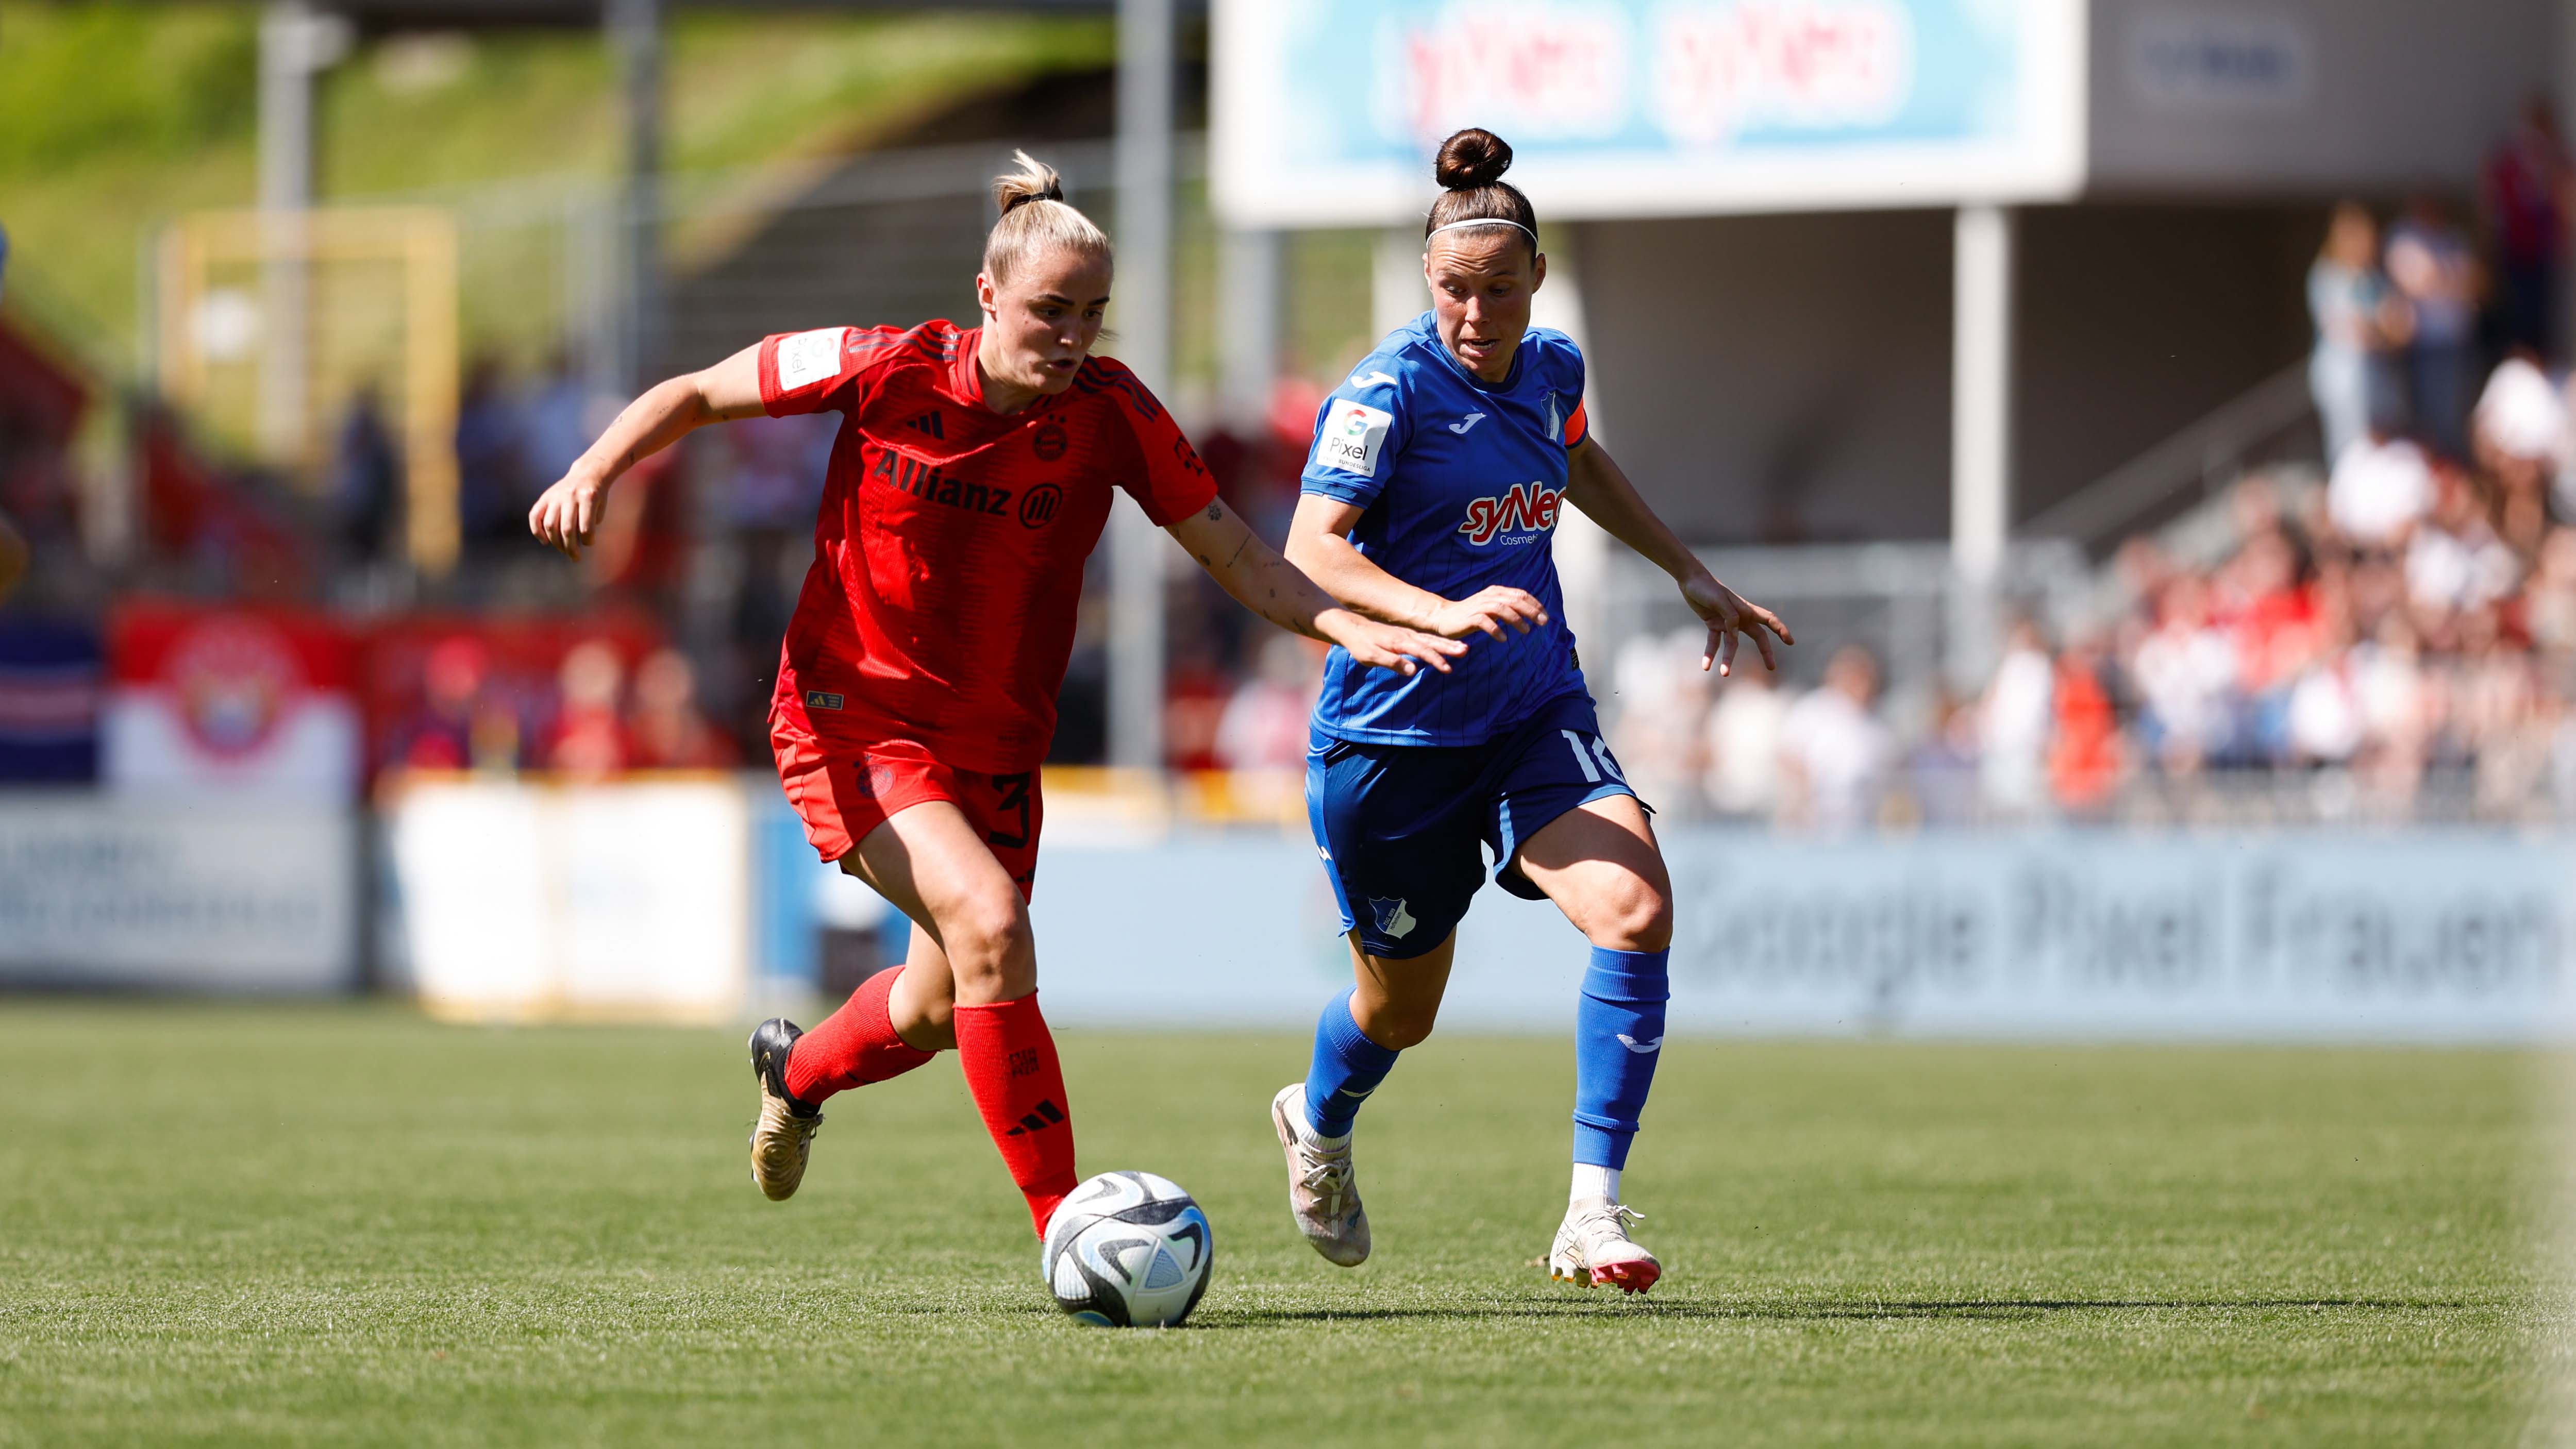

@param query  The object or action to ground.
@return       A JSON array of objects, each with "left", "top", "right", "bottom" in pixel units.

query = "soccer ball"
[{"left": 1040, "top": 1171, "right": 1213, "bottom": 1327}]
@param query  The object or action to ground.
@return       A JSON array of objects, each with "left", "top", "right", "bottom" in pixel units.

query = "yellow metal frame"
[{"left": 159, "top": 207, "right": 461, "bottom": 575}]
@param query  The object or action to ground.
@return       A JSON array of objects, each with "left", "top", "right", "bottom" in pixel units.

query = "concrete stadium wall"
[
  {"left": 1577, "top": 202, "right": 2319, "bottom": 545},
  {"left": 2086, "top": 0, "right": 2557, "bottom": 197}
]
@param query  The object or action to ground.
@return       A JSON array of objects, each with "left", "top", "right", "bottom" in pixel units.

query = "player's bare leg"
[
  {"left": 1274, "top": 931, "right": 1456, "bottom": 1267},
  {"left": 1515, "top": 795, "right": 1671, "bottom": 1294},
  {"left": 840, "top": 801, "right": 1077, "bottom": 1236}
]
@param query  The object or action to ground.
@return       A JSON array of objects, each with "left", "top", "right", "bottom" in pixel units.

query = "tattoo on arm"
[{"left": 1204, "top": 503, "right": 1224, "bottom": 521}]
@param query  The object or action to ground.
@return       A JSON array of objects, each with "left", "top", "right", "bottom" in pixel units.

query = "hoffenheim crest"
[{"left": 1367, "top": 897, "right": 1417, "bottom": 939}]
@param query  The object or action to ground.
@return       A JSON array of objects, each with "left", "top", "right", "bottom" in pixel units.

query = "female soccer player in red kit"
[{"left": 530, "top": 154, "right": 1461, "bottom": 1241}]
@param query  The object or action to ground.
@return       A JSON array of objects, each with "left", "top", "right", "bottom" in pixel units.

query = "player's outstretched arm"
[
  {"left": 1166, "top": 499, "right": 1465, "bottom": 677},
  {"left": 1281, "top": 494, "right": 1552, "bottom": 643},
  {"left": 1562, "top": 437, "right": 1793, "bottom": 676},
  {"left": 527, "top": 343, "right": 768, "bottom": 560}
]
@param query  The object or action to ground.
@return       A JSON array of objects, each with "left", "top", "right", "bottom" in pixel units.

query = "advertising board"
[
  {"left": 386, "top": 777, "right": 750, "bottom": 1023},
  {"left": 0, "top": 796, "right": 358, "bottom": 991},
  {"left": 1212, "top": 0, "right": 2088, "bottom": 227},
  {"left": 1032, "top": 828, "right": 2574, "bottom": 1041}
]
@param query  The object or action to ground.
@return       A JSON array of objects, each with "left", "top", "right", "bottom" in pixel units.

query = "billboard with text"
[{"left": 1213, "top": 0, "right": 2087, "bottom": 227}]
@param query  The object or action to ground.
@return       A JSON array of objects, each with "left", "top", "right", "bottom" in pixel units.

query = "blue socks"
[
  {"left": 1302, "top": 988, "right": 1400, "bottom": 1140},
  {"left": 1571, "top": 946, "right": 1669, "bottom": 1170},
  {"left": 1301, "top": 947, "right": 1666, "bottom": 1166}
]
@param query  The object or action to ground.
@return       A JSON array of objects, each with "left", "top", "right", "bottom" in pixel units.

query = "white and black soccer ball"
[{"left": 1040, "top": 1170, "right": 1213, "bottom": 1327}]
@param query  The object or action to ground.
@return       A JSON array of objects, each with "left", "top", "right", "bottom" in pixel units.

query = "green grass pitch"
[{"left": 0, "top": 1005, "right": 2555, "bottom": 1446}]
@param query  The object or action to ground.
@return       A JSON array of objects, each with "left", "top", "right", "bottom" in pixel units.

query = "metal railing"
[{"left": 2018, "top": 361, "right": 2319, "bottom": 554}]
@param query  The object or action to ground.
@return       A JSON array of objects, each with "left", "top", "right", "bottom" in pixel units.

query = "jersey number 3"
[{"left": 985, "top": 771, "right": 1033, "bottom": 849}]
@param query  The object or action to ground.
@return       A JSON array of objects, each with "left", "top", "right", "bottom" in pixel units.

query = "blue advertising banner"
[{"left": 1213, "top": 0, "right": 2086, "bottom": 226}]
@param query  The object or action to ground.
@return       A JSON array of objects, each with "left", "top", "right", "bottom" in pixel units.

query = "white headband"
[{"left": 1428, "top": 217, "right": 1536, "bottom": 243}]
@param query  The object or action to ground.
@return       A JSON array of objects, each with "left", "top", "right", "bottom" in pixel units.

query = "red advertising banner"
[{"left": 105, "top": 601, "right": 362, "bottom": 802}]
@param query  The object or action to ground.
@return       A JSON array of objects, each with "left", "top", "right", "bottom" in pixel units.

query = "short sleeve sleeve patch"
[
  {"left": 776, "top": 328, "right": 849, "bottom": 392},
  {"left": 1313, "top": 397, "right": 1395, "bottom": 478}
]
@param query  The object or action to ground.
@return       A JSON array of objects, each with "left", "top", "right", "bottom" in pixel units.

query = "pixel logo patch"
[{"left": 1314, "top": 398, "right": 1394, "bottom": 478}]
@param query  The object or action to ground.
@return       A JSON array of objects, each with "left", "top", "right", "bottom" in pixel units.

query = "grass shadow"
[{"left": 1190, "top": 1297, "right": 2477, "bottom": 1328}]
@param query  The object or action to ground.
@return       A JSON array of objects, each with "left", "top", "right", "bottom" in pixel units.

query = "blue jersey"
[{"left": 1301, "top": 313, "right": 1592, "bottom": 747}]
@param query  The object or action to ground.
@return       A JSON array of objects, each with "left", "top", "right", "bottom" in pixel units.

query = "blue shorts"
[{"left": 1306, "top": 693, "right": 1638, "bottom": 960}]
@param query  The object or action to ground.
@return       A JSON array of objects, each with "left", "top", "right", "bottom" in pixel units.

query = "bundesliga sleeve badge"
[{"left": 1314, "top": 397, "right": 1394, "bottom": 478}]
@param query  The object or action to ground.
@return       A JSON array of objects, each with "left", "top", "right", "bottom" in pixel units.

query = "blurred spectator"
[
  {"left": 2326, "top": 426, "right": 2432, "bottom": 547},
  {"left": 2049, "top": 632, "right": 2123, "bottom": 813},
  {"left": 523, "top": 353, "right": 618, "bottom": 494},
  {"left": 454, "top": 357, "right": 530, "bottom": 550},
  {"left": 2284, "top": 611, "right": 2363, "bottom": 768},
  {"left": 2524, "top": 526, "right": 2576, "bottom": 653},
  {"left": 2309, "top": 202, "right": 2411, "bottom": 461},
  {"left": 2352, "top": 611, "right": 2430, "bottom": 807},
  {"left": 2406, "top": 454, "right": 2520, "bottom": 618},
  {"left": 2470, "top": 355, "right": 2566, "bottom": 544},
  {"left": 1978, "top": 616, "right": 2053, "bottom": 819},
  {"left": 0, "top": 509, "right": 23, "bottom": 606},
  {"left": 2481, "top": 96, "right": 2572, "bottom": 358},
  {"left": 2384, "top": 195, "right": 2483, "bottom": 455},
  {"left": 1903, "top": 687, "right": 1980, "bottom": 827},
  {"left": 396, "top": 635, "right": 526, "bottom": 773},
  {"left": 543, "top": 639, "right": 628, "bottom": 780},
  {"left": 1701, "top": 667, "right": 1788, "bottom": 820},
  {"left": 1609, "top": 628, "right": 1710, "bottom": 814},
  {"left": 329, "top": 385, "right": 403, "bottom": 563},
  {"left": 629, "top": 648, "right": 735, "bottom": 770},
  {"left": 2216, "top": 527, "right": 2321, "bottom": 764},
  {"left": 1215, "top": 633, "right": 1324, "bottom": 771},
  {"left": 1776, "top": 645, "right": 1888, "bottom": 833},
  {"left": 2133, "top": 574, "right": 2237, "bottom": 774}
]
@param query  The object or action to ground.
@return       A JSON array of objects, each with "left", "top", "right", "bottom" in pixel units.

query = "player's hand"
[
  {"left": 1683, "top": 570, "right": 1792, "bottom": 677},
  {"left": 528, "top": 470, "right": 611, "bottom": 561},
  {"left": 1322, "top": 611, "right": 1467, "bottom": 677},
  {"left": 1424, "top": 586, "right": 1548, "bottom": 642}
]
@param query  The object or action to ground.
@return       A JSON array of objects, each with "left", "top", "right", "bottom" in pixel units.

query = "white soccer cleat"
[
  {"left": 747, "top": 1018, "right": 823, "bottom": 1202},
  {"left": 1548, "top": 1197, "right": 1661, "bottom": 1294},
  {"left": 1270, "top": 1083, "right": 1370, "bottom": 1267}
]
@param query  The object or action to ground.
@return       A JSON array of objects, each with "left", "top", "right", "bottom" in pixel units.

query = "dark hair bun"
[{"left": 1434, "top": 128, "right": 1513, "bottom": 190}]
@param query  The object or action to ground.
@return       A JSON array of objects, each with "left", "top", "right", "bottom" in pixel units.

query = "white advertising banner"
[
  {"left": 387, "top": 777, "right": 750, "bottom": 1024},
  {"left": 1212, "top": 0, "right": 2088, "bottom": 226},
  {"left": 1032, "top": 829, "right": 2575, "bottom": 1042},
  {"left": 0, "top": 796, "right": 358, "bottom": 991}
]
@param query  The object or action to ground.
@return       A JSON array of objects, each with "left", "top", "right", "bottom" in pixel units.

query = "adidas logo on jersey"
[
  {"left": 1458, "top": 481, "right": 1563, "bottom": 546},
  {"left": 906, "top": 411, "right": 945, "bottom": 439}
]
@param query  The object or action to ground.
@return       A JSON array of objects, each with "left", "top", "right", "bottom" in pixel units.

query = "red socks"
[
  {"left": 783, "top": 974, "right": 1075, "bottom": 1237},
  {"left": 954, "top": 992, "right": 1077, "bottom": 1236},
  {"left": 783, "top": 967, "right": 937, "bottom": 1105}
]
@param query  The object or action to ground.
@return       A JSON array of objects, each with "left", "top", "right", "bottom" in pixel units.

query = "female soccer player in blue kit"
[{"left": 1267, "top": 129, "right": 1792, "bottom": 1294}]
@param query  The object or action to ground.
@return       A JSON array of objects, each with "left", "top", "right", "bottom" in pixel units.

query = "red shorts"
[{"left": 773, "top": 731, "right": 1044, "bottom": 900}]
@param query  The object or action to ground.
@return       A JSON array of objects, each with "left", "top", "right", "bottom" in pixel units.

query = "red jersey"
[{"left": 759, "top": 319, "right": 1218, "bottom": 772}]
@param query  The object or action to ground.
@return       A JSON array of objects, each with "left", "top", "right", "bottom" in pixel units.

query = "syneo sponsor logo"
[{"left": 1457, "top": 481, "right": 1562, "bottom": 546}]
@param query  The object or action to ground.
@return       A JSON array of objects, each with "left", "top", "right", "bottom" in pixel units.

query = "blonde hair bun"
[
  {"left": 983, "top": 148, "right": 1111, "bottom": 281},
  {"left": 992, "top": 149, "right": 1067, "bottom": 215}
]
